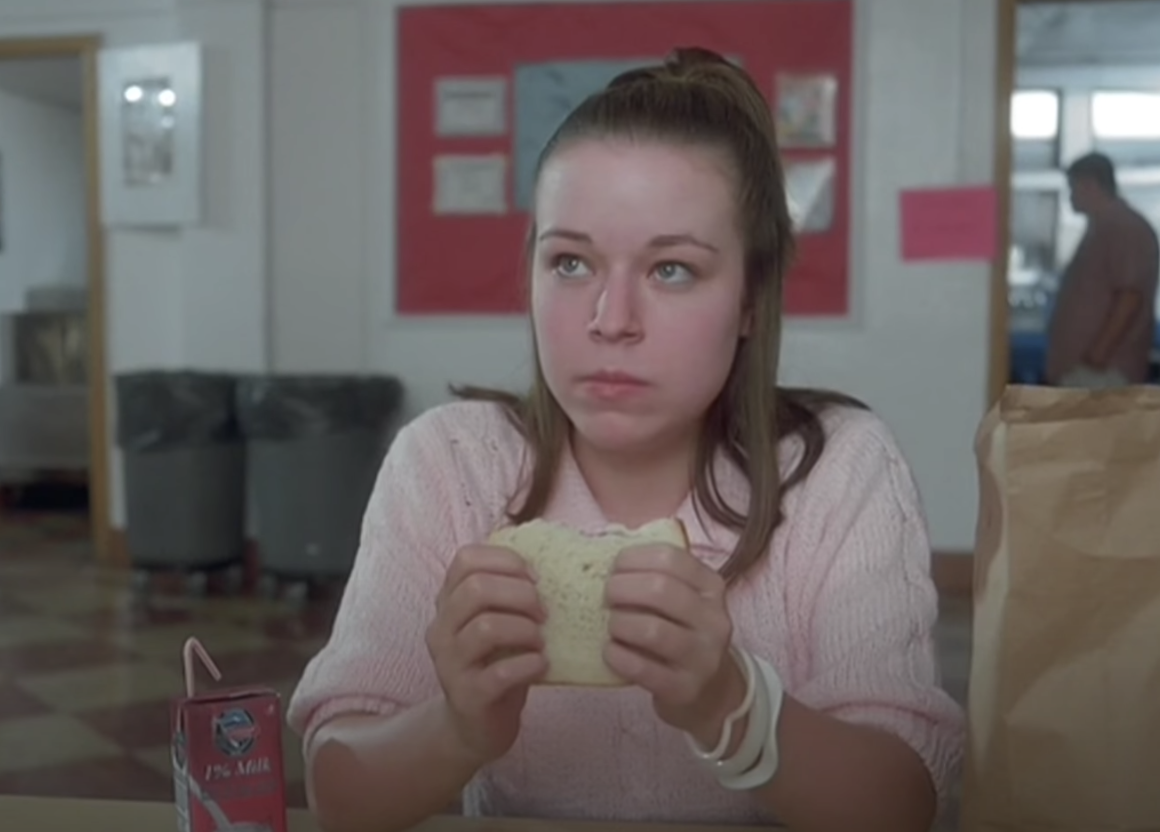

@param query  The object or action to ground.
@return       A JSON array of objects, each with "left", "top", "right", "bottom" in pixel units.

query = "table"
[{"left": 0, "top": 795, "right": 772, "bottom": 832}]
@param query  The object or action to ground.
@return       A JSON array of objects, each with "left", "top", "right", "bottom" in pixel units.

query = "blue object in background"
[
  {"left": 1009, "top": 329, "right": 1047, "bottom": 385},
  {"left": 1009, "top": 320, "right": 1160, "bottom": 385}
]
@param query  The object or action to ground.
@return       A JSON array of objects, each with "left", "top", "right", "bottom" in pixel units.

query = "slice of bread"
[{"left": 487, "top": 518, "right": 688, "bottom": 687}]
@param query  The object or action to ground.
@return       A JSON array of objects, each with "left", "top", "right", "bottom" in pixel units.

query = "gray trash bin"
[
  {"left": 236, "top": 374, "right": 403, "bottom": 589},
  {"left": 116, "top": 371, "right": 246, "bottom": 593}
]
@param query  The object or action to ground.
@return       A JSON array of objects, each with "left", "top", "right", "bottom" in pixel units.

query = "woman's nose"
[{"left": 587, "top": 275, "right": 642, "bottom": 341}]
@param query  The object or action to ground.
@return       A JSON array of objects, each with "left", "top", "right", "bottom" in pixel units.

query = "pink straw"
[{"left": 182, "top": 637, "right": 222, "bottom": 698}]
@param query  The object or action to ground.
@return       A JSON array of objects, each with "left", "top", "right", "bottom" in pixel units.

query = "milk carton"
[{"left": 171, "top": 638, "right": 289, "bottom": 832}]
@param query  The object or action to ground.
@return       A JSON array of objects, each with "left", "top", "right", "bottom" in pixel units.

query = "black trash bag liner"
[
  {"left": 115, "top": 371, "right": 239, "bottom": 452},
  {"left": 235, "top": 374, "right": 404, "bottom": 441}
]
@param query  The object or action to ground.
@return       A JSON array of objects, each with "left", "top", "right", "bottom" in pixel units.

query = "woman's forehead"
[{"left": 534, "top": 140, "right": 739, "bottom": 247}]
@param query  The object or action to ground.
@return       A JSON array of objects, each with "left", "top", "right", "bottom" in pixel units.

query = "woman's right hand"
[{"left": 425, "top": 544, "right": 548, "bottom": 764}]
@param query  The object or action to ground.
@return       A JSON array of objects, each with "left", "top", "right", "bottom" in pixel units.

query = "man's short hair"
[{"left": 1067, "top": 152, "right": 1118, "bottom": 196}]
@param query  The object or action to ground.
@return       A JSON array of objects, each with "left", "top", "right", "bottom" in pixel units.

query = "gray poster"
[
  {"left": 512, "top": 58, "right": 656, "bottom": 211},
  {"left": 513, "top": 55, "right": 748, "bottom": 211}
]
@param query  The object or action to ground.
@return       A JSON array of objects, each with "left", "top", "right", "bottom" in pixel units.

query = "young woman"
[{"left": 288, "top": 47, "right": 964, "bottom": 832}]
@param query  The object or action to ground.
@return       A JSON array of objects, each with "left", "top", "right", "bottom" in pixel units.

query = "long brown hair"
[{"left": 456, "top": 47, "right": 864, "bottom": 583}]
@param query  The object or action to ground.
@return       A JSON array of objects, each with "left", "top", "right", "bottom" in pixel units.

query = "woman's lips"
[{"left": 578, "top": 371, "right": 650, "bottom": 401}]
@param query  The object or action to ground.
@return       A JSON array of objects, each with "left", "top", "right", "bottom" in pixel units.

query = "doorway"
[
  {"left": 992, "top": 0, "right": 1160, "bottom": 402},
  {"left": 0, "top": 37, "right": 112, "bottom": 564}
]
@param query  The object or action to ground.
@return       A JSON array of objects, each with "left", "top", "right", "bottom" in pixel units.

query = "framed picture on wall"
[
  {"left": 775, "top": 72, "right": 839, "bottom": 148},
  {"left": 97, "top": 42, "right": 203, "bottom": 227}
]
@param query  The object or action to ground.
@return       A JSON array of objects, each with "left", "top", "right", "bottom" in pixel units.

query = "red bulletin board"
[{"left": 396, "top": 0, "right": 854, "bottom": 317}]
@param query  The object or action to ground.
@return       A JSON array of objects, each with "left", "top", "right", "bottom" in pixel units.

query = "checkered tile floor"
[
  {"left": 0, "top": 509, "right": 972, "bottom": 826},
  {"left": 0, "top": 510, "right": 337, "bottom": 807}
]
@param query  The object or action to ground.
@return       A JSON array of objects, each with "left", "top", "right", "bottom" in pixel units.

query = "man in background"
[{"left": 1046, "top": 152, "right": 1159, "bottom": 388}]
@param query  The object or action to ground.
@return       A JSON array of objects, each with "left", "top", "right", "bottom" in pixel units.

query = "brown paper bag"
[{"left": 962, "top": 385, "right": 1160, "bottom": 832}]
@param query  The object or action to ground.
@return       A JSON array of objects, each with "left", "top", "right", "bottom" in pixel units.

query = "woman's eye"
[
  {"left": 653, "top": 262, "right": 694, "bottom": 284},
  {"left": 552, "top": 255, "right": 591, "bottom": 278}
]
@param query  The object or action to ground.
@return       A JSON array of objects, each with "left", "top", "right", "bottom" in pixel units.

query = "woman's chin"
[{"left": 568, "top": 412, "right": 671, "bottom": 457}]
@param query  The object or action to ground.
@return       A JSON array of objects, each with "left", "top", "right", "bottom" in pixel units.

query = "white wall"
[
  {"left": 269, "top": 3, "right": 371, "bottom": 373},
  {"left": 0, "top": 90, "right": 86, "bottom": 314},
  {"left": 269, "top": 0, "right": 998, "bottom": 552},
  {"left": 175, "top": 0, "right": 268, "bottom": 374}
]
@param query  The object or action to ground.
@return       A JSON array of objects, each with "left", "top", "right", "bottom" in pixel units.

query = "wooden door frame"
[
  {"left": 0, "top": 36, "right": 113, "bottom": 564},
  {"left": 989, "top": 0, "right": 1017, "bottom": 409}
]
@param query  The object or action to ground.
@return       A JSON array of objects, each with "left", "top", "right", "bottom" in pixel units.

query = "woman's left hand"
[{"left": 603, "top": 543, "right": 746, "bottom": 744}]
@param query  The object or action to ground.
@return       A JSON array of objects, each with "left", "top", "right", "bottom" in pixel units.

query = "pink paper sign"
[{"left": 900, "top": 186, "right": 998, "bottom": 262}]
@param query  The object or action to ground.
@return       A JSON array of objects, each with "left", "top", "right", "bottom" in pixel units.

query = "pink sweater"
[{"left": 287, "top": 400, "right": 965, "bottom": 824}]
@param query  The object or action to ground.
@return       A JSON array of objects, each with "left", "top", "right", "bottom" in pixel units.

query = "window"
[
  {"left": 1091, "top": 91, "right": 1160, "bottom": 140},
  {"left": 1010, "top": 189, "right": 1060, "bottom": 280},
  {"left": 1011, "top": 89, "right": 1060, "bottom": 140}
]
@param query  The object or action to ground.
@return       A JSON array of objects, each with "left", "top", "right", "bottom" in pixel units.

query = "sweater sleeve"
[
  {"left": 784, "top": 413, "right": 965, "bottom": 810},
  {"left": 285, "top": 412, "right": 460, "bottom": 746}
]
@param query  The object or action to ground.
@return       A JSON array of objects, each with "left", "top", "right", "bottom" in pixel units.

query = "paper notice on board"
[
  {"left": 784, "top": 157, "right": 836, "bottom": 234},
  {"left": 435, "top": 77, "right": 507, "bottom": 137},
  {"left": 433, "top": 154, "right": 508, "bottom": 215},
  {"left": 900, "top": 186, "right": 998, "bottom": 261}
]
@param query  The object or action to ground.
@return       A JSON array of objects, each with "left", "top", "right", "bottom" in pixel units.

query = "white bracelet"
[
  {"left": 706, "top": 652, "right": 770, "bottom": 779},
  {"left": 716, "top": 655, "right": 785, "bottom": 791},
  {"left": 684, "top": 647, "right": 756, "bottom": 763}
]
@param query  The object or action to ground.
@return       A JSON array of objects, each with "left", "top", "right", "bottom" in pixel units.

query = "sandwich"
[{"left": 487, "top": 518, "right": 688, "bottom": 687}]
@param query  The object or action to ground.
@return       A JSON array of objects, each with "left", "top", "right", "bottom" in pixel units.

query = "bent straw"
[
  {"left": 179, "top": 637, "right": 232, "bottom": 830},
  {"left": 183, "top": 636, "right": 223, "bottom": 698}
]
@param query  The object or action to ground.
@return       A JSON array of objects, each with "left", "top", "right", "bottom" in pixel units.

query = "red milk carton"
[{"left": 171, "top": 637, "right": 289, "bottom": 832}]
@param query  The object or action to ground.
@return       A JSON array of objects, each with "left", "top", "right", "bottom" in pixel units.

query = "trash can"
[
  {"left": 116, "top": 371, "right": 246, "bottom": 593},
  {"left": 236, "top": 374, "right": 404, "bottom": 590}
]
